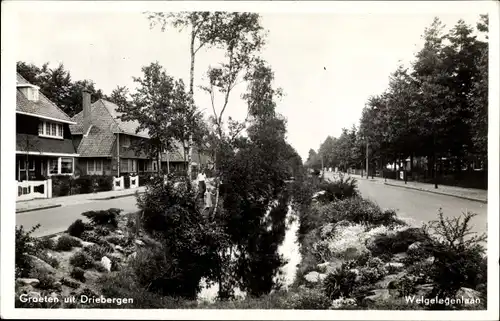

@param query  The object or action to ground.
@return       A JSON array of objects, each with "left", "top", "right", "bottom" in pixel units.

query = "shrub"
[
  {"left": 36, "top": 236, "right": 55, "bottom": 250},
  {"left": 94, "top": 262, "right": 108, "bottom": 273},
  {"left": 69, "top": 251, "right": 95, "bottom": 270},
  {"left": 425, "top": 210, "right": 487, "bottom": 301},
  {"left": 94, "top": 175, "right": 114, "bottom": 192},
  {"left": 123, "top": 173, "right": 131, "bottom": 189},
  {"left": 51, "top": 176, "right": 73, "bottom": 197},
  {"left": 394, "top": 275, "right": 417, "bottom": 297},
  {"left": 83, "top": 244, "right": 113, "bottom": 261},
  {"left": 316, "top": 174, "right": 358, "bottom": 203},
  {"left": 82, "top": 208, "right": 121, "bottom": 228},
  {"left": 34, "top": 251, "right": 59, "bottom": 269},
  {"left": 15, "top": 224, "right": 40, "bottom": 278},
  {"left": 106, "top": 235, "right": 128, "bottom": 247},
  {"left": 323, "top": 264, "right": 358, "bottom": 299},
  {"left": 67, "top": 219, "right": 86, "bottom": 238},
  {"left": 94, "top": 226, "right": 111, "bottom": 236},
  {"left": 70, "top": 267, "right": 86, "bottom": 282},
  {"left": 282, "top": 287, "right": 331, "bottom": 309},
  {"left": 368, "top": 227, "right": 430, "bottom": 257},
  {"left": 74, "top": 176, "right": 94, "bottom": 194},
  {"left": 61, "top": 277, "right": 80, "bottom": 289},
  {"left": 37, "top": 274, "right": 58, "bottom": 290},
  {"left": 55, "top": 235, "right": 82, "bottom": 251}
]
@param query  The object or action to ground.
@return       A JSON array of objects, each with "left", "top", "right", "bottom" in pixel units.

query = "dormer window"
[
  {"left": 18, "top": 84, "right": 40, "bottom": 102},
  {"left": 39, "top": 121, "right": 64, "bottom": 139}
]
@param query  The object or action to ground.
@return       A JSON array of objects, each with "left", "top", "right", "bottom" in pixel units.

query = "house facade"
[
  {"left": 70, "top": 92, "right": 195, "bottom": 177},
  {"left": 16, "top": 74, "right": 79, "bottom": 181}
]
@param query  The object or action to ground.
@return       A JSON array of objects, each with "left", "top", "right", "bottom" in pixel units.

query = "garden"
[{"left": 15, "top": 172, "right": 488, "bottom": 310}]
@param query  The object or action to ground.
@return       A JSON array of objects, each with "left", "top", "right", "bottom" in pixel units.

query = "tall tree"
[
  {"left": 117, "top": 62, "right": 194, "bottom": 175},
  {"left": 147, "top": 11, "right": 227, "bottom": 179}
]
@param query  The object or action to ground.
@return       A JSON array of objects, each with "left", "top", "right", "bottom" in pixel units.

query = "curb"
[
  {"left": 90, "top": 191, "right": 145, "bottom": 201},
  {"left": 16, "top": 204, "right": 62, "bottom": 214},
  {"left": 383, "top": 182, "right": 487, "bottom": 204}
]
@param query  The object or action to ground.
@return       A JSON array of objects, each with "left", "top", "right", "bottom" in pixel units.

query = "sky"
[{"left": 12, "top": 2, "right": 491, "bottom": 161}]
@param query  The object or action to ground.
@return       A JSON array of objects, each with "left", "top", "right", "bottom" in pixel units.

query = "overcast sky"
[{"left": 12, "top": 2, "right": 491, "bottom": 161}]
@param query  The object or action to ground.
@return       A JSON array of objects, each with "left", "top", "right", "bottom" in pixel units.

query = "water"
[{"left": 196, "top": 204, "right": 302, "bottom": 303}]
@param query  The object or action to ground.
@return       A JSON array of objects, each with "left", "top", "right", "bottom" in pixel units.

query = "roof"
[
  {"left": 16, "top": 73, "right": 73, "bottom": 123},
  {"left": 70, "top": 99, "right": 148, "bottom": 138},
  {"left": 74, "top": 124, "right": 116, "bottom": 157},
  {"left": 16, "top": 134, "right": 77, "bottom": 155}
]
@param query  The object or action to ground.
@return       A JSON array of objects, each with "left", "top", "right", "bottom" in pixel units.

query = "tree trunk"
[{"left": 186, "top": 28, "right": 196, "bottom": 181}]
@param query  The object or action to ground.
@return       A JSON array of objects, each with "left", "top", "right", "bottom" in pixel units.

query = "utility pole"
[{"left": 366, "top": 141, "right": 369, "bottom": 179}]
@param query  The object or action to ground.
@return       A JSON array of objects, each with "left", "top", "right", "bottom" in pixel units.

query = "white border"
[{"left": 2, "top": 1, "right": 499, "bottom": 320}]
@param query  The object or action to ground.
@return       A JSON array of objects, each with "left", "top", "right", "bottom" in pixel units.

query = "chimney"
[{"left": 82, "top": 89, "right": 92, "bottom": 135}]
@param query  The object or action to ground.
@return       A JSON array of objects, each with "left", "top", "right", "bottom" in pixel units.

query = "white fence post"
[
  {"left": 17, "top": 180, "right": 50, "bottom": 201},
  {"left": 112, "top": 176, "right": 124, "bottom": 191},
  {"left": 129, "top": 175, "right": 139, "bottom": 189},
  {"left": 47, "top": 178, "right": 52, "bottom": 198}
]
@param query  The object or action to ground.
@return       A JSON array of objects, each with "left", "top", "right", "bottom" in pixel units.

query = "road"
[
  {"left": 16, "top": 196, "right": 140, "bottom": 237},
  {"left": 324, "top": 172, "right": 487, "bottom": 236}
]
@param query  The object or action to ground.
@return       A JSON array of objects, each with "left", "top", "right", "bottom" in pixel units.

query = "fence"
[
  {"left": 112, "top": 176, "right": 124, "bottom": 191},
  {"left": 17, "top": 179, "right": 52, "bottom": 201},
  {"left": 129, "top": 175, "right": 139, "bottom": 189}
]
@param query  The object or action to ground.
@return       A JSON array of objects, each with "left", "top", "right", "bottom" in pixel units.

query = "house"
[
  {"left": 69, "top": 91, "right": 197, "bottom": 176},
  {"left": 16, "top": 73, "right": 79, "bottom": 182}
]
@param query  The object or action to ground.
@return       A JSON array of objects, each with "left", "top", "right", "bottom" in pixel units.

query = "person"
[{"left": 197, "top": 169, "right": 206, "bottom": 199}]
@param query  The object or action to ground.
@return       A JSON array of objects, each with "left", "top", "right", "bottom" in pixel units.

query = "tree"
[
  {"left": 116, "top": 62, "right": 194, "bottom": 175},
  {"left": 16, "top": 61, "right": 105, "bottom": 117},
  {"left": 147, "top": 11, "right": 230, "bottom": 179}
]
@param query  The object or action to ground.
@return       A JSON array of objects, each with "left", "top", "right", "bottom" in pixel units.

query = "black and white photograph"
[{"left": 1, "top": 1, "right": 499, "bottom": 319}]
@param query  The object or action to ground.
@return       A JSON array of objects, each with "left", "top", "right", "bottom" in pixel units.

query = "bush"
[
  {"left": 73, "top": 176, "right": 94, "bottom": 194},
  {"left": 283, "top": 287, "right": 331, "bottom": 310},
  {"left": 83, "top": 244, "right": 113, "bottom": 261},
  {"left": 82, "top": 208, "right": 121, "bottom": 228},
  {"left": 93, "top": 175, "right": 114, "bottom": 192},
  {"left": 37, "top": 274, "right": 58, "bottom": 290},
  {"left": 80, "top": 231, "right": 115, "bottom": 251},
  {"left": 36, "top": 236, "right": 55, "bottom": 250},
  {"left": 425, "top": 210, "right": 487, "bottom": 301},
  {"left": 34, "top": 251, "right": 59, "bottom": 269},
  {"left": 51, "top": 176, "right": 73, "bottom": 197},
  {"left": 316, "top": 174, "right": 358, "bottom": 203},
  {"left": 70, "top": 267, "right": 86, "bottom": 282},
  {"left": 61, "top": 277, "right": 81, "bottom": 289},
  {"left": 94, "top": 226, "right": 111, "bottom": 236},
  {"left": 368, "top": 227, "right": 430, "bottom": 257},
  {"left": 15, "top": 224, "right": 40, "bottom": 278},
  {"left": 67, "top": 219, "right": 86, "bottom": 238},
  {"left": 323, "top": 264, "right": 358, "bottom": 299},
  {"left": 123, "top": 173, "right": 131, "bottom": 189},
  {"left": 69, "top": 251, "right": 95, "bottom": 270},
  {"left": 55, "top": 235, "right": 82, "bottom": 251}
]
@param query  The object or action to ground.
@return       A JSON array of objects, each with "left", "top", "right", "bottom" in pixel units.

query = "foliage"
[
  {"left": 70, "top": 267, "right": 86, "bottom": 282},
  {"left": 17, "top": 61, "right": 105, "bottom": 117},
  {"left": 34, "top": 251, "right": 59, "bottom": 269},
  {"left": 83, "top": 244, "right": 113, "bottom": 261},
  {"left": 55, "top": 235, "right": 82, "bottom": 251},
  {"left": 315, "top": 174, "right": 358, "bottom": 203},
  {"left": 36, "top": 236, "right": 55, "bottom": 251},
  {"left": 67, "top": 219, "right": 87, "bottom": 238},
  {"left": 323, "top": 264, "right": 358, "bottom": 299},
  {"left": 425, "top": 209, "right": 487, "bottom": 300},
  {"left": 282, "top": 287, "right": 331, "bottom": 310},
  {"left": 15, "top": 224, "right": 40, "bottom": 278},
  {"left": 82, "top": 208, "right": 121, "bottom": 228},
  {"left": 94, "top": 225, "right": 111, "bottom": 236},
  {"left": 61, "top": 277, "right": 81, "bottom": 289},
  {"left": 69, "top": 251, "right": 95, "bottom": 270},
  {"left": 367, "top": 227, "right": 430, "bottom": 256}
]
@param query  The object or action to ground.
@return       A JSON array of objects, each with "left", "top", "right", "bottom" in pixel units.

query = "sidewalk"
[
  {"left": 16, "top": 186, "right": 146, "bottom": 213},
  {"left": 348, "top": 173, "right": 487, "bottom": 203}
]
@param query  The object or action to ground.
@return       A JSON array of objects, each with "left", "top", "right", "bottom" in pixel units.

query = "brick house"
[
  {"left": 69, "top": 91, "right": 196, "bottom": 176},
  {"left": 16, "top": 73, "right": 79, "bottom": 181}
]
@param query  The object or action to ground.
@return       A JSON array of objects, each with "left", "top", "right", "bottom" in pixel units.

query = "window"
[
  {"left": 47, "top": 157, "right": 74, "bottom": 176},
  {"left": 119, "top": 159, "right": 137, "bottom": 173},
  {"left": 87, "top": 159, "right": 103, "bottom": 175},
  {"left": 153, "top": 161, "right": 157, "bottom": 172},
  {"left": 61, "top": 158, "right": 73, "bottom": 174},
  {"left": 49, "top": 159, "right": 59, "bottom": 175},
  {"left": 19, "top": 159, "right": 35, "bottom": 171},
  {"left": 39, "top": 121, "right": 64, "bottom": 139}
]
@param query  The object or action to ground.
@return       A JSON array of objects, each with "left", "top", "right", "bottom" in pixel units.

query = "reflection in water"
[{"left": 197, "top": 205, "right": 302, "bottom": 303}]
